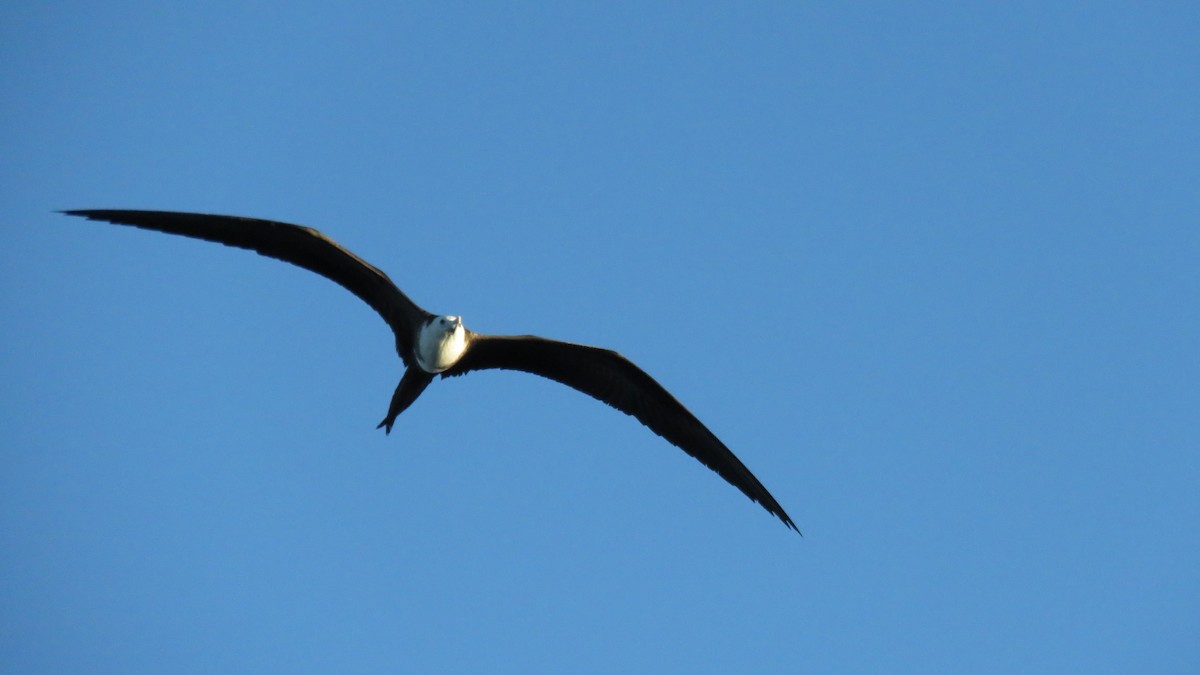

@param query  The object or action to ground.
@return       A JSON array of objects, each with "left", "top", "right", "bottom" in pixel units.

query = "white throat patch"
[{"left": 416, "top": 315, "right": 468, "bottom": 373}]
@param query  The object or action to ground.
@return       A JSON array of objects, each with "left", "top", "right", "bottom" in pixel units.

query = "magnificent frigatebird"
[{"left": 64, "top": 209, "right": 797, "bottom": 532}]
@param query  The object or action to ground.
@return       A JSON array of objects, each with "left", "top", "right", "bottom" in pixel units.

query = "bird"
[{"left": 63, "top": 209, "right": 797, "bottom": 532}]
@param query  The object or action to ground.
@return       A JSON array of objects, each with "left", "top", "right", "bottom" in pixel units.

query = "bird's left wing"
[{"left": 444, "top": 333, "right": 797, "bottom": 531}]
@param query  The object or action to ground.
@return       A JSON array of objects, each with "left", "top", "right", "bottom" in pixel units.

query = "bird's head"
[{"left": 436, "top": 315, "right": 464, "bottom": 335}]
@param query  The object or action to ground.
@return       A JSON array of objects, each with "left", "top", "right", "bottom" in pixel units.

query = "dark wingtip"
[
  {"left": 770, "top": 505, "right": 802, "bottom": 535},
  {"left": 767, "top": 510, "right": 800, "bottom": 535},
  {"left": 755, "top": 492, "right": 801, "bottom": 535},
  {"left": 60, "top": 209, "right": 108, "bottom": 221},
  {"left": 60, "top": 209, "right": 145, "bottom": 220},
  {"left": 376, "top": 419, "right": 393, "bottom": 434}
]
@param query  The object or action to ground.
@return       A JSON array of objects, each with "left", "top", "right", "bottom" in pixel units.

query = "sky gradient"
[{"left": 3, "top": 2, "right": 1197, "bottom": 672}]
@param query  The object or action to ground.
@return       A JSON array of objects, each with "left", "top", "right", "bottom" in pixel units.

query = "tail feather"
[{"left": 378, "top": 367, "right": 433, "bottom": 434}]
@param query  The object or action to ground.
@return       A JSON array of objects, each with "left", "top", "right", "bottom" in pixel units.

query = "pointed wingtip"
[
  {"left": 766, "top": 502, "right": 801, "bottom": 535},
  {"left": 777, "top": 513, "right": 802, "bottom": 536},
  {"left": 59, "top": 209, "right": 106, "bottom": 221},
  {"left": 758, "top": 496, "right": 801, "bottom": 535}
]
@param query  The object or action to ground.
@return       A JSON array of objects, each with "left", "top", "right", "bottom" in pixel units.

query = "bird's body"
[
  {"left": 416, "top": 316, "right": 468, "bottom": 374},
  {"left": 63, "top": 209, "right": 797, "bottom": 532}
]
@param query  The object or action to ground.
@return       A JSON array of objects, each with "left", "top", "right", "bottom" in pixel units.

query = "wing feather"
[
  {"left": 63, "top": 209, "right": 432, "bottom": 363},
  {"left": 446, "top": 334, "right": 797, "bottom": 531}
]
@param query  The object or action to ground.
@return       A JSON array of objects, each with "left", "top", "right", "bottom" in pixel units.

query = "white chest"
[{"left": 416, "top": 317, "right": 468, "bottom": 373}]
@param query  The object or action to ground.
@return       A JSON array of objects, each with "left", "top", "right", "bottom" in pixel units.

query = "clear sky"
[{"left": 2, "top": 2, "right": 1197, "bottom": 672}]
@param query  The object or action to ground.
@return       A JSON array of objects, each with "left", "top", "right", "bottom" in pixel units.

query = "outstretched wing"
[
  {"left": 444, "top": 334, "right": 797, "bottom": 531},
  {"left": 63, "top": 209, "right": 433, "bottom": 364}
]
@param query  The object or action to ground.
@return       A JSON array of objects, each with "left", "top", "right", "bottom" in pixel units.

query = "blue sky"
[{"left": 2, "top": 2, "right": 1197, "bottom": 672}]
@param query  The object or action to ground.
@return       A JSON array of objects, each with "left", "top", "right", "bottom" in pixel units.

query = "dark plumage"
[{"left": 64, "top": 209, "right": 797, "bottom": 532}]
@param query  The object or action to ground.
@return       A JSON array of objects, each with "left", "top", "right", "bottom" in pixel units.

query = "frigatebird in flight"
[{"left": 64, "top": 209, "right": 797, "bottom": 532}]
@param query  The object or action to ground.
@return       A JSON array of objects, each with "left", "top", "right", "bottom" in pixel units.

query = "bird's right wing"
[{"left": 63, "top": 210, "right": 434, "bottom": 364}]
